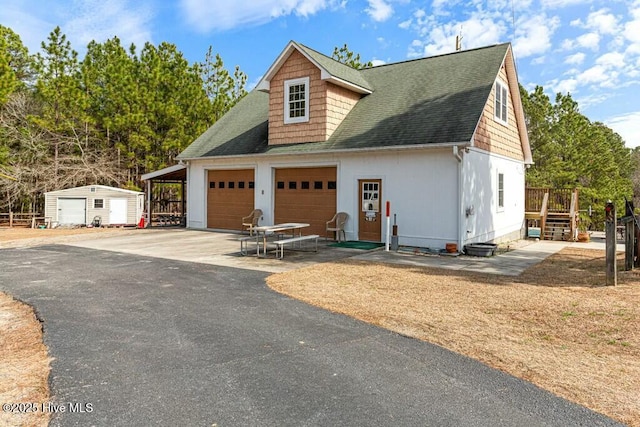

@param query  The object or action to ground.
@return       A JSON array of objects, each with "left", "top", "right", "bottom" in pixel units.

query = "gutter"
[
  {"left": 453, "top": 145, "right": 470, "bottom": 254},
  {"left": 177, "top": 140, "right": 473, "bottom": 162}
]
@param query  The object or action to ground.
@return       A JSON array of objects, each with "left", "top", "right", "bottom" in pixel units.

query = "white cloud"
[
  {"left": 596, "top": 51, "right": 624, "bottom": 67},
  {"left": 398, "top": 18, "right": 411, "bottom": 29},
  {"left": 415, "top": 15, "right": 507, "bottom": 57},
  {"left": 585, "top": 9, "right": 619, "bottom": 35},
  {"left": 371, "top": 59, "right": 386, "bottom": 66},
  {"left": 64, "top": 0, "right": 154, "bottom": 50},
  {"left": 365, "top": 0, "right": 393, "bottom": 22},
  {"left": 565, "top": 52, "right": 586, "bottom": 65},
  {"left": 0, "top": 0, "right": 154, "bottom": 55},
  {"left": 513, "top": 14, "right": 560, "bottom": 58},
  {"left": 606, "top": 111, "right": 640, "bottom": 148},
  {"left": 576, "top": 32, "right": 600, "bottom": 50},
  {"left": 180, "top": 0, "right": 339, "bottom": 32},
  {"left": 540, "top": 0, "right": 590, "bottom": 8},
  {"left": 0, "top": 3, "right": 55, "bottom": 55},
  {"left": 549, "top": 78, "right": 578, "bottom": 94},
  {"left": 578, "top": 64, "right": 610, "bottom": 84},
  {"left": 625, "top": 15, "right": 640, "bottom": 44}
]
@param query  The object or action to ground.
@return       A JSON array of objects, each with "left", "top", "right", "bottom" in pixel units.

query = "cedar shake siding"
[
  {"left": 326, "top": 83, "right": 361, "bottom": 140},
  {"left": 473, "top": 64, "right": 524, "bottom": 161},
  {"left": 268, "top": 50, "right": 362, "bottom": 145}
]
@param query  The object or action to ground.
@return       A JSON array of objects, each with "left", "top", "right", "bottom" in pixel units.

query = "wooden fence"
[{"left": 0, "top": 212, "right": 50, "bottom": 228}]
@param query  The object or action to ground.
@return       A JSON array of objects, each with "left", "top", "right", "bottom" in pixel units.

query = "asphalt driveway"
[{"left": 0, "top": 244, "right": 621, "bottom": 426}]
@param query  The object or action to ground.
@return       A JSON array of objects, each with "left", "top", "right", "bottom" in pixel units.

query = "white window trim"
[
  {"left": 284, "top": 77, "right": 310, "bottom": 124},
  {"left": 497, "top": 171, "right": 505, "bottom": 212},
  {"left": 494, "top": 80, "right": 508, "bottom": 126},
  {"left": 93, "top": 198, "right": 104, "bottom": 209}
]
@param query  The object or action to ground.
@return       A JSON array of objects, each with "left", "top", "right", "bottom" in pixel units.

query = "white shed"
[{"left": 44, "top": 185, "right": 144, "bottom": 227}]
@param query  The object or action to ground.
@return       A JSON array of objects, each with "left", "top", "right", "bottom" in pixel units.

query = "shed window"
[
  {"left": 301, "top": 181, "right": 310, "bottom": 189},
  {"left": 238, "top": 181, "right": 245, "bottom": 189},
  {"left": 93, "top": 199, "right": 104, "bottom": 209},
  {"left": 209, "top": 182, "right": 215, "bottom": 189},
  {"left": 228, "top": 181, "right": 235, "bottom": 189},
  {"left": 288, "top": 181, "right": 297, "bottom": 190},
  {"left": 248, "top": 181, "right": 255, "bottom": 189},
  {"left": 219, "top": 182, "right": 225, "bottom": 189},
  {"left": 314, "top": 181, "right": 323, "bottom": 190}
]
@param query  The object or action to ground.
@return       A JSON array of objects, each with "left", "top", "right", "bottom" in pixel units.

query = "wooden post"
[
  {"left": 147, "top": 179, "right": 152, "bottom": 228},
  {"left": 605, "top": 201, "right": 617, "bottom": 286},
  {"left": 636, "top": 217, "right": 640, "bottom": 268},
  {"left": 624, "top": 217, "right": 634, "bottom": 271},
  {"left": 9, "top": 211, "right": 13, "bottom": 228}
]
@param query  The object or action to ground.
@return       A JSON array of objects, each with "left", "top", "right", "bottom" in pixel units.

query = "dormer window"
[{"left": 284, "top": 77, "right": 309, "bottom": 124}]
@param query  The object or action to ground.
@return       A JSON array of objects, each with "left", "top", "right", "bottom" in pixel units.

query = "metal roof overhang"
[{"left": 141, "top": 164, "right": 187, "bottom": 182}]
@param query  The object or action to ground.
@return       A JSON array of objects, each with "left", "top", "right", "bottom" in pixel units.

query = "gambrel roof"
[{"left": 178, "top": 42, "right": 531, "bottom": 162}]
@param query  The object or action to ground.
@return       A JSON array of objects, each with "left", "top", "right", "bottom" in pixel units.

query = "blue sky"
[{"left": 2, "top": 0, "right": 639, "bottom": 147}]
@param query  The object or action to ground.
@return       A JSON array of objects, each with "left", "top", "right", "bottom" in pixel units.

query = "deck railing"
[{"left": 526, "top": 188, "right": 578, "bottom": 213}]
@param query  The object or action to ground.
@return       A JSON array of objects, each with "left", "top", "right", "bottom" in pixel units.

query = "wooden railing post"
[
  {"left": 569, "top": 190, "right": 578, "bottom": 241},
  {"left": 9, "top": 211, "right": 13, "bottom": 228},
  {"left": 540, "top": 192, "right": 549, "bottom": 239}
]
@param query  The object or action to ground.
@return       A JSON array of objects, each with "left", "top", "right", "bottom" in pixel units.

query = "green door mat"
[{"left": 328, "top": 241, "right": 384, "bottom": 250}]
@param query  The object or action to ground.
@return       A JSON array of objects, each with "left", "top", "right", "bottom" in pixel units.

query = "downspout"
[{"left": 453, "top": 146, "right": 465, "bottom": 253}]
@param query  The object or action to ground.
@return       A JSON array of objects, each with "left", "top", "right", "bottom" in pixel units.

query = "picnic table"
[{"left": 241, "top": 223, "right": 316, "bottom": 258}]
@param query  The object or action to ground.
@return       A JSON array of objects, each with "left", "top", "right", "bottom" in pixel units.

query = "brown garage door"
[
  {"left": 274, "top": 167, "right": 337, "bottom": 236},
  {"left": 207, "top": 169, "right": 255, "bottom": 230}
]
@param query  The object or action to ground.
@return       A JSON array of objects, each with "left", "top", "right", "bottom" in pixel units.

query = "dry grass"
[
  {"left": 0, "top": 227, "right": 138, "bottom": 248},
  {"left": 267, "top": 248, "right": 640, "bottom": 426},
  {"left": 0, "top": 293, "right": 51, "bottom": 427}
]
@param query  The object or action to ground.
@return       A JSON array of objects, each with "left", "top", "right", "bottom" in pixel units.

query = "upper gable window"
[
  {"left": 494, "top": 81, "right": 508, "bottom": 125},
  {"left": 284, "top": 77, "right": 309, "bottom": 124}
]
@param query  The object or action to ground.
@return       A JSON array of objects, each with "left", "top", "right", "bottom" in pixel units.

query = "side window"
[
  {"left": 494, "top": 81, "right": 508, "bottom": 125},
  {"left": 497, "top": 172, "right": 504, "bottom": 211}
]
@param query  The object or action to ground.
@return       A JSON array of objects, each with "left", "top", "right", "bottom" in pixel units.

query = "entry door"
[
  {"left": 358, "top": 179, "right": 382, "bottom": 242},
  {"left": 109, "top": 198, "right": 128, "bottom": 224}
]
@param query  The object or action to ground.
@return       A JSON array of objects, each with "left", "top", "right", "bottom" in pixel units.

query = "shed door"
[
  {"left": 274, "top": 167, "right": 337, "bottom": 236},
  {"left": 58, "top": 198, "right": 86, "bottom": 225},
  {"left": 110, "top": 198, "right": 128, "bottom": 224},
  {"left": 207, "top": 169, "right": 255, "bottom": 230}
]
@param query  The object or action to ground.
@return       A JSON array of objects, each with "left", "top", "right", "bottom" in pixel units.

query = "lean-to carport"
[{"left": 141, "top": 164, "right": 187, "bottom": 227}]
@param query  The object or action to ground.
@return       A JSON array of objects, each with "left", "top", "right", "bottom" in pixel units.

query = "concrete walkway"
[
  {"left": 356, "top": 236, "right": 620, "bottom": 276},
  {"left": 64, "top": 228, "right": 620, "bottom": 276}
]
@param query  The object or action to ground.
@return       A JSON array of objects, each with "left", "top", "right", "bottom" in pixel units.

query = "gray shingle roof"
[
  {"left": 178, "top": 43, "right": 510, "bottom": 159},
  {"left": 295, "top": 42, "right": 373, "bottom": 92}
]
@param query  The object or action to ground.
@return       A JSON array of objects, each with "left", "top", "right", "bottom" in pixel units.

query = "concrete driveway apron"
[{"left": 0, "top": 244, "right": 622, "bottom": 426}]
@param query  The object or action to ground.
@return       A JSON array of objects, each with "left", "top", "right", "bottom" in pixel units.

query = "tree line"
[
  {"left": 0, "top": 25, "right": 247, "bottom": 213},
  {"left": 1, "top": 26, "right": 636, "bottom": 225},
  {"left": 520, "top": 85, "right": 635, "bottom": 227}
]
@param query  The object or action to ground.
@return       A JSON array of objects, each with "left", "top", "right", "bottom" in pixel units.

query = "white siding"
[
  {"left": 187, "top": 148, "right": 462, "bottom": 249},
  {"left": 44, "top": 185, "right": 144, "bottom": 226},
  {"left": 460, "top": 148, "right": 525, "bottom": 245}
]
